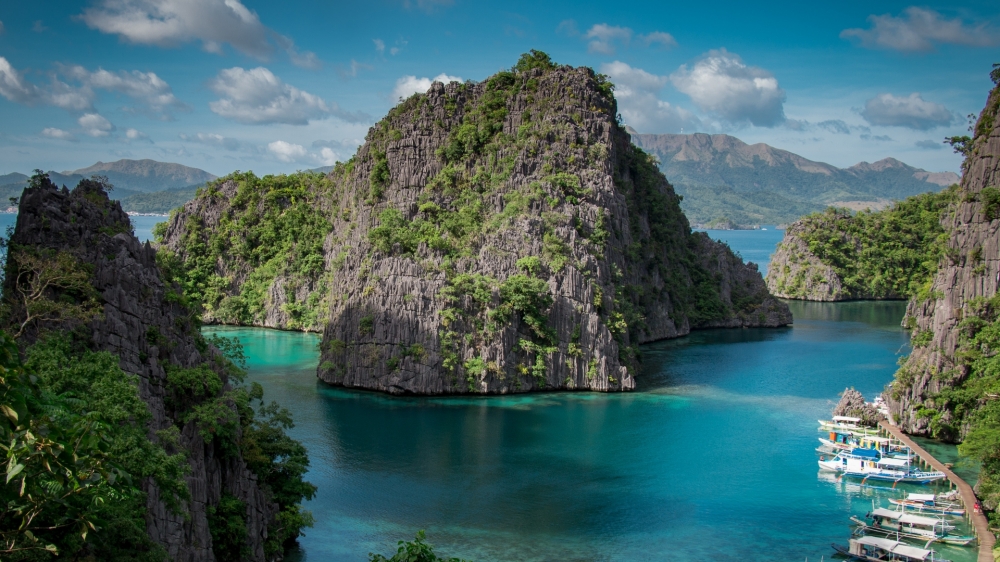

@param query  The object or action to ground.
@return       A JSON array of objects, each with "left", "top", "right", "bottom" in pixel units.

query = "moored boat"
[
  {"left": 832, "top": 536, "right": 951, "bottom": 561},
  {"left": 818, "top": 448, "right": 946, "bottom": 484},
  {"left": 888, "top": 493, "right": 966, "bottom": 517},
  {"left": 819, "top": 416, "right": 880, "bottom": 434},
  {"left": 851, "top": 508, "right": 975, "bottom": 546}
]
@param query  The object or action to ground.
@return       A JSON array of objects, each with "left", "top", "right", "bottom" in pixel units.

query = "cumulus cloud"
[
  {"left": 208, "top": 66, "right": 367, "bottom": 125},
  {"left": 312, "top": 138, "right": 361, "bottom": 163},
  {"left": 80, "top": 0, "right": 321, "bottom": 67},
  {"left": 391, "top": 73, "right": 463, "bottom": 101},
  {"left": 915, "top": 139, "right": 944, "bottom": 150},
  {"left": 670, "top": 49, "right": 786, "bottom": 127},
  {"left": 860, "top": 93, "right": 954, "bottom": 129},
  {"left": 374, "top": 38, "right": 385, "bottom": 54},
  {"left": 640, "top": 31, "right": 677, "bottom": 49},
  {"left": 818, "top": 119, "right": 851, "bottom": 134},
  {"left": 601, "top": 61, "right": 701, "bottom": 133},
  {"left": 125, "top": 128, "right": 152, "bottom": 142},
  {"left": 78, "top": 113, "right": 115, "bottom": 137},
  {"left": 841, "top": 7, "right": 1000, "bottom": 52},
  {"left": 0, "top": 56, "right": 186, "bottom": 117},
  {"left": 41, "top": 127, "right": 75, "bottom": 141},
  {"left": 267, "top": 140, "right": 308, "bottom": 162},
  {"left": 585, "top": 24, "right": 632, "bottom": 55}
]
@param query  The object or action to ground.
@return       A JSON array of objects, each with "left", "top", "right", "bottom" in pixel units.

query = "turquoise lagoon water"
[{"left": 206, "top": 295, "right": 978, "bottom": 562}]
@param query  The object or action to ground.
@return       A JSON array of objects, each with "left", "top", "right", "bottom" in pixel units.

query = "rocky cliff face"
[
  {"left": 765, "top": 222, "right": 849, "bottom": 301},
  {"left": 8, "top": 180, "right": 278, "bottom": 561},
  {"left": 888, "top": 83, "right": 1000, "bottom": 435},
  {"left": 162, "top": 55, "right": 791, "bottom": 395}
]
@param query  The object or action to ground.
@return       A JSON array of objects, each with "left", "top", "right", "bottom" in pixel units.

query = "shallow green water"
[{"left": 205, "top": 298, "right": 978, "bottom": 562}]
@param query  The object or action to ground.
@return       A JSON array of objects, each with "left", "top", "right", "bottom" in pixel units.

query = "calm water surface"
[{"left": 201, "top": 229, "right": 976, "bottom": 562}]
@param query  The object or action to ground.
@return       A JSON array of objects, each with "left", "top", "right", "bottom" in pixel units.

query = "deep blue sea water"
[{"left": 200, "top": 226, "right": 978, "bottom": 562}]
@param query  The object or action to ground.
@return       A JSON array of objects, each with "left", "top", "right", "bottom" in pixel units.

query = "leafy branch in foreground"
[{"left": 369, "top": 531, "right": 470, "bottom": 562}]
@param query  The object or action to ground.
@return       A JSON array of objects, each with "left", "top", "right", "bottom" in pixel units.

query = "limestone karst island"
[{"left": 0, "top": 3, "right": 995, "bottom": 561}]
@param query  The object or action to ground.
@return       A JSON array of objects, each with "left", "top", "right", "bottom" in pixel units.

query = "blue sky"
[{"left": 0, "top": 0, "right": 997, "bottom": 177}]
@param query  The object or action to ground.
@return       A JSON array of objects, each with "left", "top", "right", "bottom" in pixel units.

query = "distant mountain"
[
  {"left": 63, "top": 159, "right": 216, "bottom": 192},
  {"left": 629, "top": 131, "right": 959, "bottom": 226}
]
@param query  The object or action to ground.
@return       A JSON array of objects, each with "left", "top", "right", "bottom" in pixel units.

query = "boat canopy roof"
[
  {"left": 855, "top": 536, "right": 932, "bottom": 560},
  {"left": 908, "top": 493, "right": 936, "bottom": 502},
  {"left": 833, "top": 416, "right": 862, "bottom": 422},
  {"left": 850, "top": 448, "right": 881, "bottom": 459},
  {"left": 877, "top": 458, "right": 910, "bottom": 467},
  {"left": 872, "top": 508, "right": 902, "bottom": 520},
  {"left": 861, "top": 436, "right": 890, "bottom": 443},
  {"left": 899, "top": 513, "right": 945, "bottom": 526}
]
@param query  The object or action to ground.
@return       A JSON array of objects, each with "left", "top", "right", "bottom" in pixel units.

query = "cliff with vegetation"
[
  {"left": 764, "top": 188, "right": 955, "bottom": 301},
  {"left": 160, "top": 51, "right": 791, "bottom": 396},
  {"left": 884, "top": 69, "right": 1000, "bottom": 518},
  {"left": 1, "top": 175, "right": 313, "bottom": 560}
]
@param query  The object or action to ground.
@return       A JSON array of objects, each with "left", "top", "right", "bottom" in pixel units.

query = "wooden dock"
[{"left": 879, "top": 420, "right": 996, "bottom": 562}]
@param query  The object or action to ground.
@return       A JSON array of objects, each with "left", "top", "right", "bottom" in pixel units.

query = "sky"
[{"left": 0, "top": 0, "right": 997, "bottom": 177}]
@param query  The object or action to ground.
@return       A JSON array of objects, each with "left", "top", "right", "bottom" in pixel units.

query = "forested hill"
[
  {"left": 630, "top": 131, "right": 958, "bottom": 226},
  {"left": 159, "top": 51, "right": 792, "bottom": 396}
]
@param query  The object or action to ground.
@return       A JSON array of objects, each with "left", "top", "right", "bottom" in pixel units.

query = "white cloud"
[
  {"left": 392, "top": 73, "right": 462, "bottom": 101},
  {"left": 374, "top": 38, "right": 385, "bottom": 54},
  {"left": 41, "top": 127, "right": 75, "bottom": 141},
  {"left": 336, "top": 59, "right": 372, "bottom": 79},
  {"left": 0, "top": 56, "right": 186, "bottom": 116},
  {"left": 0, "top": 57, "right": 44, "bottom": 105},
  {"left": 585, "top": 24, "right": 632, "bottom": 55},
  {"left": 600, "top": 61, "right": 701, "bottom": 133},
  {"left": 319, "top": 147, "right": 338, "bottom": 165},
  {"left": 63, "top": 65, "right": 187, "bottom": 116},
  {"left": 267, "top": 140, "right": 308, "bottom": 162},
  {"left": 640, "top": 31, "right": 677, "bottom": 49},
  {"left": 556, "top": 19, "right": 579, "bottom": 36},
  {"left": 78, "top": 113, "right": 115, "bottom": 137},
  {"left": 32, "top": 21, "right": 48, "bottom": 33},
  {"left": 841, "top": 7, "right": 1000, "bottom": 52},
  {"left": 80, "top": 0, "right": 321, "bottom": 66},
  {"left": 125, "top": 128, "right": 152, "bottom": 142},
  {"left": 670, "top": 49, "right": 786, "bottom": 127},
  {"left": 208, "top": 66, "right": 367, "bottom": 125},
  {"left": 860, "top": 93, "right": 954, "bottom": 130},
  {"left": 817, "top": 119, "right": 851, "bottom": 134}
]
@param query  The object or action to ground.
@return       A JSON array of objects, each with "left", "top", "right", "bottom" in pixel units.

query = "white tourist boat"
[
  {"left": 818, "top": 415, "right": 879, "bottom": 434},
  {"left": 851, "top": 508, "right": 975, "bottom": 546},
  {"left": 832, "top": 536, "right": 951, "bottom": 561},
  {"left": 818, "top": 448, "right": 946, "bottom": 484},
  {"left": 888, "top": 493, "right": 966, "bottom": 517}
]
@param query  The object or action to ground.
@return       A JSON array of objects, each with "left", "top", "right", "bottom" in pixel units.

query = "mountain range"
[
  {"left": 0, "top": 159, "right": 216, "bottom": 213},
  {"left": 629, "top": 131, "right": 959, "bottom": 226}
]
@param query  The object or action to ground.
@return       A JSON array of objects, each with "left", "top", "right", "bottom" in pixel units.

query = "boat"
[
  {"left": 819, "top": 432, "right": 902, "bottom": 454},
  {"left": 818, "top": 448, "right": 946, "bottom": 484},
  {"left": 818, "top": 416, "right": 880, "bottom": 435},
  {"left": 851, "top": 508, "right": 975, "bottom": 546},
  {"left": 888, "top": 493, "right": 966, "bottom": 517},
  {"left": 832, "top": 536, "right": 951, "bottom": 561}
]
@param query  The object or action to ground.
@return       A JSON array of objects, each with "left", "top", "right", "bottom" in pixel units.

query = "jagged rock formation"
[
  {"left": 887, "top": 82, "right": 1000, "bottom": 435},
  {"left": 832, "top": 387, "right": 882, "bottom": 427},
  {"left": 766, "top": 221, "right": 849, "bottom": 301},
  {"left": 162, "top": 54, "right": 791, "bottom": 395},
  {"left": 8, "top": 180, "right": 278, "bottom": 561}
]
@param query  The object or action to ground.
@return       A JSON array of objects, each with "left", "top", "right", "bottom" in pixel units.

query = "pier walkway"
[{"left": 879, "top": 421, "right": 996, "bottom": 562}]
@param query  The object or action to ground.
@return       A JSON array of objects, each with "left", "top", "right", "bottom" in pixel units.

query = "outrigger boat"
[
  {"left": 819, "top": 433, "right": 900, "bottom": 454},
  {"left": 819, "top": 416, "right": 880, "bottom": 434},
  {"left": 851, "top": 508, "right": 975, "bottom": 546},
  {"left": 832, "top": 536, "right": 951, "bottom": 561},
  {"left": 818, "top": 448, "right": 946, "bottom": 484},
  {"left": 888, "top": 493, "right": 966, "bottom": 517}
]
